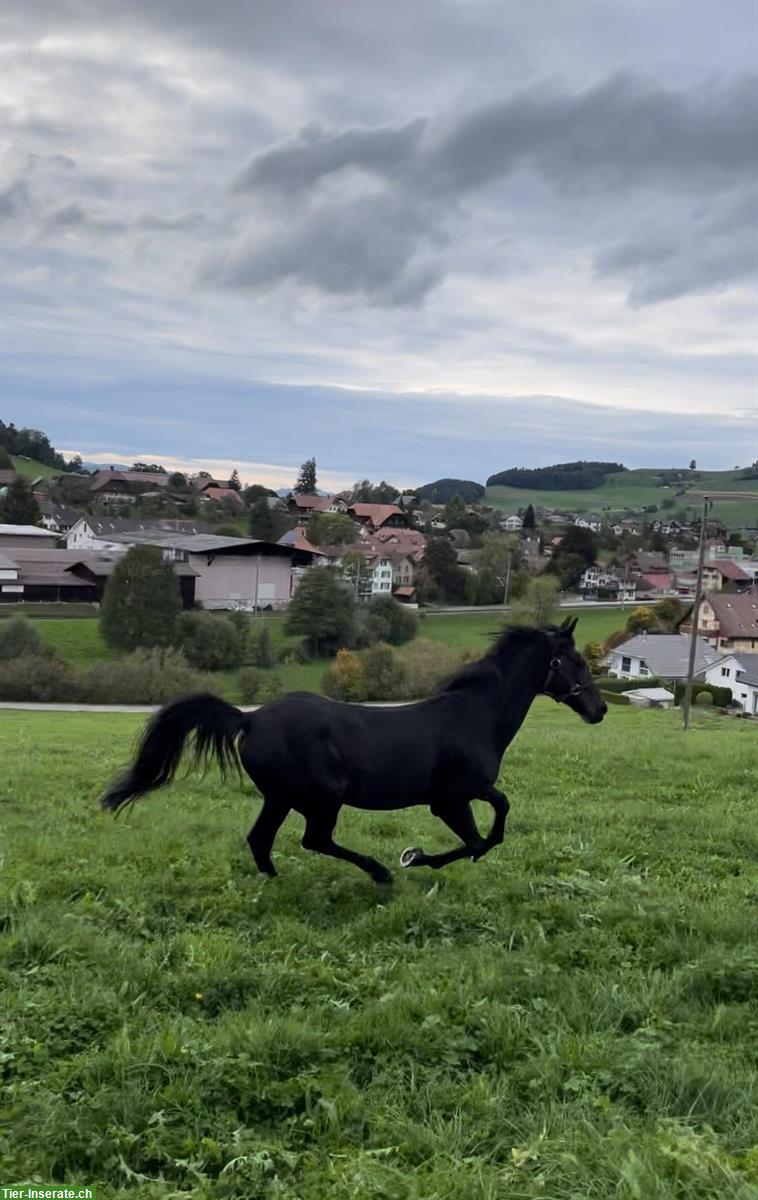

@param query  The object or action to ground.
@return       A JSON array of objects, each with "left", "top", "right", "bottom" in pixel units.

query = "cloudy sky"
[{"left": 1, "top": 0, "right": 756, "bottom": 489}]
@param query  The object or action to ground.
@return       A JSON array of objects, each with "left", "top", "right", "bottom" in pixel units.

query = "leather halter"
[{"left": 542, "top": 656, "right": 587, "bottom": 704}]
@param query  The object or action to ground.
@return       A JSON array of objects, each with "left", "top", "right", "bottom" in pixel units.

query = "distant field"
[
  {"left": 2, "top": 706, "right": 756, "bottom": 1198},
  {"left": 9, "top": 455, "right": 63, "bottom": 479},
  {"left": 486, "top": 468, "right": 758, "bottom": 527}
]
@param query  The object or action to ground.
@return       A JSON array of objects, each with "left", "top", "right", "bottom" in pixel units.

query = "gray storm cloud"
[{"left": 221, "top": 73, "right": 758, "bottom": 306}]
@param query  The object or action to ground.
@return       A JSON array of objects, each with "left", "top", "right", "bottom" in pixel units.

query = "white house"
[
  {"left": 605, "top": 633, "right": 722, "bottom": 681},
  {"left": 499, "top": 514, "right": 523, "bottom": 532},
  {"left": 575, "top": 513, "right": 603, "bottom": 532},
  {"left": 580, "top": 564, "right": 637, "bottom": 602},
  {"left": 702, "top": 653, "right": 758, "bottom": 716}
]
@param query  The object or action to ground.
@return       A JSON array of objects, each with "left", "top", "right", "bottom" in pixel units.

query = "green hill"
[
  {"left": 10, "top": 455, "right": 64, "bottom": 480},
  {"left": 486, "top": 468, "right": 758, "bottom": 528}
]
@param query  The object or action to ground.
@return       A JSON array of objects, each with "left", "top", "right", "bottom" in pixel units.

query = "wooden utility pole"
[{"left": 682, "top": 495, "right": 710, "bottom": 730}]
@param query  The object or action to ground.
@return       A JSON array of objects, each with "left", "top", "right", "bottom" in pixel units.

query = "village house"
[
  {"left": 580, "top": 564, "right": 637, "bottom": 602},
  {"left": 0, "top": 546, "right": 199, "bottom": 606},
  {"left": 88, "top": 468, "right": 171, "bottom": 501},
  {"left": 680, "top": 592, "right": 758, "bottom": 654},
  {"left": 286, "top": 493, "right": 349, "bottom": 520},
  {"left": 66, "top": 516, "right": 214, "bottom": 552},
  {"left": 574, "top": 513, "right": 603, "bottom": 532},
  {"left": 499, "top": 513, "right": 523, "bottom": 533},
  {"left": 702, "top": 653, "right": 758, "bottom": 716},
  {"left": 38, "top": 503, "right": 83, "bottom": 535},
  {"left": 701, "top": 559, "right": 751, "bottom": 593},
  {"left": 0, "top": 523, "right": 59, "bottom": 550},
  {"left": 104, "top": 530, "right": 306, "bottom": 611},
  {"left": 347, "top": 502, "right": 407, "bottom": 532},
  {"left": 604, "top": 633, "right": 721, "bottom": 682}
]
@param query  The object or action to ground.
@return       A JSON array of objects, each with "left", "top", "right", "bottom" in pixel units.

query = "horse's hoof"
[{"left": 400, "top": 846, "right": 424, "bottom": 868}]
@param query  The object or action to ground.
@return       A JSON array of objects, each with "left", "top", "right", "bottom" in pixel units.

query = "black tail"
[{"left": 101, "top": 693, "right": 246, "bottom": 815}]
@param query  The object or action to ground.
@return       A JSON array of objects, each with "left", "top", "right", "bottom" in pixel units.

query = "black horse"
[{"left": 101, "top": 618, "right": 606, "bottom": 882}]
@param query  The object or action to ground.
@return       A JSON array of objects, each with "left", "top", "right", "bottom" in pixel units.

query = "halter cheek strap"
[{"left": 542, "top": 656, "right": 586, "bottom": 704}]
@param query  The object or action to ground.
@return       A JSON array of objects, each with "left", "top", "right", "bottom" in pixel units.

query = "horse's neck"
[{"left": 486, "top": 639, "right": 550, "bottom": 749}]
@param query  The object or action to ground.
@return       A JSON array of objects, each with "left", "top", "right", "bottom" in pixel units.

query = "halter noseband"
[{"left": 542, "top": 656, "right": 586, "bottom": 704}]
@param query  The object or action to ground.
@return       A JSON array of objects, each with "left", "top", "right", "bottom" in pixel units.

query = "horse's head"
[{"left": 543, "top": 617, "right": 607, "bottom": 725}]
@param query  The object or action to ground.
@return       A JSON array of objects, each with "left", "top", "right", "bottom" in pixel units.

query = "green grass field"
[
  {"left": 1, "top": 707, "right": 756, "bottom": 1198},
  {"left": 486, "top": 468, "right": 758, "bottom": 527},
  {"left": 22, "top": 608, "right": 632, "bottom": 700},
  {"left": 9, "top": 455, "right": 63, "bottom": 480}
]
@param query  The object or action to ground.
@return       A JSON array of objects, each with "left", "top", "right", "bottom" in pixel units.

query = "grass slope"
[
  {"left": 1, "top": 707, "right": 756, "bottom": 1198},
  {"left": 486, "top": 468, "right": 758, "bottom": 527},
  {"left": 9, "top": 455, "right": 63, "bottom": 480}
]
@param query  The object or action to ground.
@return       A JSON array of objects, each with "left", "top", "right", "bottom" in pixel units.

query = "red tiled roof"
[
  {"left": 393, "top": 586, "right": 416, "bottom": 597},
  {"left": 639, "top": 572, "right": 674, "bottom": 590},
  {"left": 348, "top": 503, "right": 403, "bottom": 527},
  {"left": 203, "top": 487, "right": 243, "bottom": 504},
  {"left": 90, "top": 470, "right": 170, "bottom": 490},
  {"left": 290, "top": 493, "right": 323, "bottom": 508}
]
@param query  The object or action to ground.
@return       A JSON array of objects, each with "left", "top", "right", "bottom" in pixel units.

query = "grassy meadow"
[
  {"left": 1, "top": 705, "right": 756, "bottom": 1198},
  {"left": 14, "top": 607, "right": 632, "bottom": 702},
  {"left": 486, "top": 468, "right": 758, "bottom": 527}
]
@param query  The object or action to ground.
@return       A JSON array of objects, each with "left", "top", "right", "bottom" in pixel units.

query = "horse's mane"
[{"left": 437, "top": 624, "right": 556, "bottom": 694}]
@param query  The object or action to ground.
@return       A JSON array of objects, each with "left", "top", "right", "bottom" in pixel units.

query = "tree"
[
  {"left": 654, "top": 597, "right": 684, "bottom": 630},
  {"left": 421, "top": 537, "right": 467, "bottom": 601},
  {"left": 689, "top": 459, "right": 697, "bottom": 470},
  {"left": 364, "top": 595, "right": 417, "bottom": 646},
  {"left": 229, "top": 468, "right": 241, "bottom": 492},
  {"left": 308, "top": 511, "right": 356, "bottom": 547},
  {"left": 248, "top": 496, "right": 279, "bottom": 541},
  {"left": 294, "top": 457, "right": 317, "bottom": 495},
  {"left": 442, "top": 494, "right": 467, "bottom": 528},
  {"left": 523, "top": 503, "right": 536, "bottom": 530},
  {"left": 285, "top": 567, "right": 356, "bottom": 657},
  {"left": 625, "top": 606, "right": 661, "bottom": 635},
  {"left": 100, "top": 545, "right": 182, "bottom": 652},
  {"left": 475, "top": 532, "right": 519, "bottom": 583},
  {"left": 554, "top": 525, "right": 598, "bottom": 566},
  {"left": 168, "top": 471, "right": 189, "bottom": 493},
  {"left": 0, "top": 445, "right": 12, "bottom": 469},
  {"left": 0, "top": 478, "right": 42, "bottom": 525},
  {"left": 351, "top": 479, "right": 400, "bottom": 503},
  {"left": 130, "top": 462, "right": 166, "bottom": 473},
  {"left": 243, "top": 483, "right": 277, "bottom": 504},
  {"left": 510, "top": 575, "right": 560, "bottom": 627}
]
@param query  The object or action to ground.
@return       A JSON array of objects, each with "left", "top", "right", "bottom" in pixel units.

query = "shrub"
[
  {"left": 582, "top": 640, "right": 606, "bottom": 676},
  {"left": 259, "top": 674, "right": 285, "bottom": 702},
  {"left": 673, "top": 682, "right": 732, "bottom": 708},
  {"left": 76, "top": 648, "right": 212, "bottom": 705},
  {"left": 285, "top": 567, "right": 356, "bottom": 657},
  {"left": 360, "top": 643, "right": 407, "bottom": 701},
  {"left": 596, "top": 676, "right": 663, "bottom": 693},
  {"left": 625, "top": 606, "right": 661, "bottom": 635},
  {"left": 238, "top": 666, "right": 262, "bottom": 703},
  {"left": 176, "top": 611, "right": 244, "bottom": 670},
  {"left": 364, "top": 595, "right": 418, "bottom": 646},
  {"left": 695, "top": 690, "right": 714, "bottom": 706},
  {"left": 322, "top": 649, "right": 366, "bottom": 701},
  {"left": 395, "top": 640, "right": 469, "bottom": 700},
  {"left": 0, "top": 616, "right": 46, "bottom": 661},
  {"left": 0, "top": 654, "right": 77, "bottom": 702},
  {"left": 250, "top": 625, "right": 275, "bottom": 668}
]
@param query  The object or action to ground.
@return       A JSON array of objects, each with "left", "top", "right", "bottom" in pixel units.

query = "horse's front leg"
[
  {"left": 400, "top": 801, "right": 488, "bottom": 870},
  {"left": 475, "top": 786, "right": 510, "bottom": 859}
]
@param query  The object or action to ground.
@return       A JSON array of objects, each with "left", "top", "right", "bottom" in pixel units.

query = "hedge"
[
  {"left": 595, "top": 676, "right": 663, "bottom": 693},
  {"left": 673, "top": 682, "right": 732, "bottom": 708}
]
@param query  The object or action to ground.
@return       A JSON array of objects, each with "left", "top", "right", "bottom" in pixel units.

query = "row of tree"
[{"left": 0, "top": 421, "right": 83, "bottom": 473}]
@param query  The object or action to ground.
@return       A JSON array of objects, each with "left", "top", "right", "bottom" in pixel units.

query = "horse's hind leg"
[
  {"left": 247, "top": 797, "right": 290, "bottom": 877},
  {"left": 301, "top": 806, "right": 392, "bottom": 884},
  {"left": 401, "top": 801, "right": 488, "bottom": 870}
]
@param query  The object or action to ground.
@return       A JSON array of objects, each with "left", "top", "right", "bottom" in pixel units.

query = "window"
[
  {"left": 621, "top": 656, "right": 631, "bottom": 673},
  {"left": 721, "top": 667, "right": 730, "bottom": 677}
]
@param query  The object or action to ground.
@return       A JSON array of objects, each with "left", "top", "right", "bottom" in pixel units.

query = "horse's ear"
[{"left": 561, "top": 616, "right": 578, "bottom": 637}]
